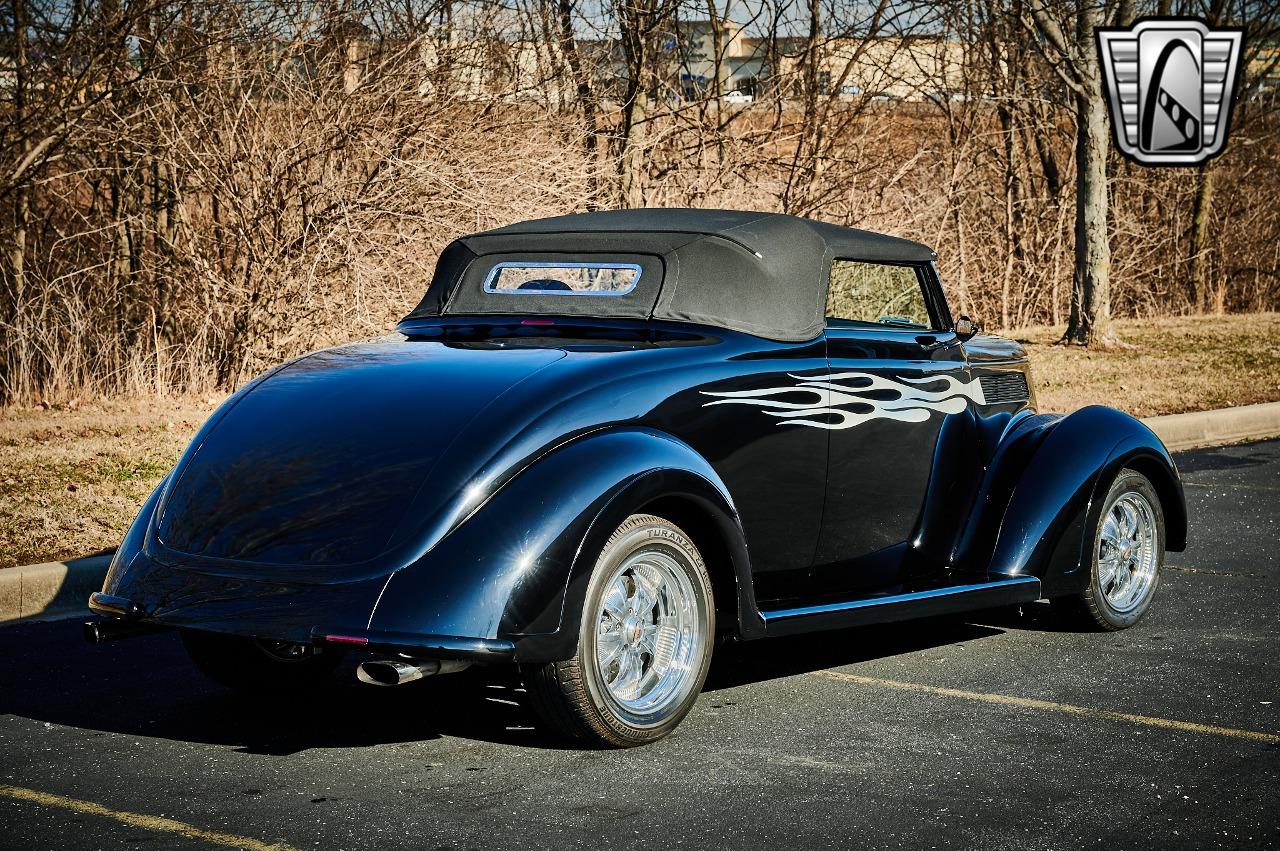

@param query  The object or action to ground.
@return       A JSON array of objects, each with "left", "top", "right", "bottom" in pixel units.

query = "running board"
[{"left": 759, "top": 575, "right": 1042, "bottom": 637}]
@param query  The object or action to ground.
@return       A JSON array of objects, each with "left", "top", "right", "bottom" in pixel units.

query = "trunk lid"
[{"left": 156, "top": 339, "right": 565, "bottom": 568}]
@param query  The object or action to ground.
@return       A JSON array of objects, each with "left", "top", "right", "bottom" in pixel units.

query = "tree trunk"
[
  {"left": 1062, "top": 14, "right": 1112, "bottom": 346},
  {"left": 8, "top": 0, "right": 30, "bottom": 333},
  {"left": 1188, "top": 164, "right": 1215, "bottom": 312},
  {"left": 617, "top": 88, "right": 648, "bottom": 208},
  {"left": 153, "top": 158, "right": 179, "bottom": 338},
  {"left": 706, "top": 0, "right": 726, "bottom": 166},
  {"left": 615, "top": 3, "right": 653, "bottom": 208},
  {"left": 555, "top": 0, "right": 601, "bottom": 200},
  {"left": 997, "top": 102, "right": 1023, "bottom": 330},
  {"left": 782, "top": 0, "right": 822, "bottom": 213}
]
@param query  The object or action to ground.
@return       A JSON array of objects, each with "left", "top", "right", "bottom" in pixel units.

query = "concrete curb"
[
  {"left": 0, "top": 555, "right": 113, "bottom": 625},
  {"left": 2, "top": 401, "right": 1278, "bottom": 626},
  {"left": 1142, "top": 401, "right": 1280, "bottom": 452}
]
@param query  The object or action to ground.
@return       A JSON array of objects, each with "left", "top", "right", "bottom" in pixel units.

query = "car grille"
[{"left": 979, "top": 371, "right": 1030, "bottom": 404}]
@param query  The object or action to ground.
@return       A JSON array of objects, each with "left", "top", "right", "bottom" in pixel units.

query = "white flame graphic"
[{"left": 701, "top": 371, "right": 986, "bottom": 430}]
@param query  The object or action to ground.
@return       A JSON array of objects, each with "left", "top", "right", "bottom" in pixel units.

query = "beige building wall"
[
  {"left": 411, "top": 23, "right": 966, "bottom": 105},
  {"left": 669, "top": 26, "right": 966, "bottom": 102},
  {"left": 419, "top": 36, "right": 570, "bottom": 104},
  {"left": 775, "top": 37, "right": 967, "bottom": 101},
  {"left": 669, "top": 20, "right": 764, "bottom": 95}
]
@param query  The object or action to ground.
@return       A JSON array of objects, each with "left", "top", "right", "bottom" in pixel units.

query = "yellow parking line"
[
  {"left": 0, "top": 784, "right": 299, "bottom": 851},
  {"left": 811, "top": 670, "right": 1280, "bottom": 745}
]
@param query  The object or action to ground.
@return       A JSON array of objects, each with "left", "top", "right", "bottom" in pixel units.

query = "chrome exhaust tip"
[{"left": 356, "top": 659, "right": 470, "bottom": 686}]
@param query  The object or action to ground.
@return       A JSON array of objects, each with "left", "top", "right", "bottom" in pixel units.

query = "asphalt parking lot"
[{"left": 1, "top": 439, "right": 1277, "bottom": 851}]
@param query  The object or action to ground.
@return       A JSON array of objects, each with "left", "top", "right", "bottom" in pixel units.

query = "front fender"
[
  {"left": 976, "top": 405, "right": 1186, "bottom": 596},
  {"left": 368, "top": 427, "right": 758, "bottom": 662}
]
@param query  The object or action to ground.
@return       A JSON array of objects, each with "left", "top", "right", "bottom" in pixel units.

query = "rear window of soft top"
[{"left": 483, "top": 261, "right": 641, "bottom": 296}]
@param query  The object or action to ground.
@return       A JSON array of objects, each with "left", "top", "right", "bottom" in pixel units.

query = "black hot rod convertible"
[{"left": 88, "top": 209, "right": 1186, "bottom": 746}]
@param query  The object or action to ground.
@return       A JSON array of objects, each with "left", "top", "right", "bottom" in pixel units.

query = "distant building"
[
  {"left": 772, "top": 35, "right": 967, "bottom": 102},
  {"left": 293, "top": 16, "right": 967, "bottom": 106},
  {"left": 1249, "top": 42, "right": 1280, "bottom": 101},
  {"left": 641, "top": 20, "right": 967, "bottom": 104},
  {"left": 665, "top": 19, "right": 768, "bottom": 99}
]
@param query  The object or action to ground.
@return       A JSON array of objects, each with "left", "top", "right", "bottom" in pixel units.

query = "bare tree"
[
  {"left": 6, "top": 0, "right": 29, "bottom": 331},
  {"left": 2, "top": 0, "right": 1278, "bottom": 405},
  {"left": 1184, "top": 0, "right": 1280, "bottom": 312},
  {"left": 613, "top": 0, "right": 681, "bottom": 206},
  {"left": 1022, "top": 0, "right": 1132, "bottom": 345}
]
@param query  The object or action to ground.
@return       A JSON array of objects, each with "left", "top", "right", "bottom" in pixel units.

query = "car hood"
[{"left": 155, "top": 339, "right": 566, "bottom": 573}]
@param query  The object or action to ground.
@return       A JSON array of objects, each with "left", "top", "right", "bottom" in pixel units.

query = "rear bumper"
[
  {"left": 85, "top": 592, "right": 515, "bottom": 664},
  {"left": 88, "top": 592, "right": 143, "bottom": 618}
]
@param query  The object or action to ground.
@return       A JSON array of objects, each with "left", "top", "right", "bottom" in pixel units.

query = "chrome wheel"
[
  {"left": 1056, "top": 468, "right": 1165, "bottom": 632},
  {"left": 524, "top": 513, "right": 713, "bottom": 746},
  {"left": 593, "top": 546, "right": 704, "bottom": 720},
  {"left": 1096, "top": 490, "right": 1160, "bottom": 614}
]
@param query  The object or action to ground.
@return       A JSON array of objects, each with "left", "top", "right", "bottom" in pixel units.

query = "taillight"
[{"left": 322, "top": 633, "right": 369, "bottom": 646}]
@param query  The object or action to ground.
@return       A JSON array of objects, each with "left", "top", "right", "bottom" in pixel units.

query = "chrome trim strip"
[{"left": 760, "top": 576, "right": 1041, "bottom": 623}]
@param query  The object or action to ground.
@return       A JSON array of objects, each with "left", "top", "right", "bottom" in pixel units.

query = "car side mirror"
[{"left": 954, "top": 315, "right": 978, "bottom": 340}]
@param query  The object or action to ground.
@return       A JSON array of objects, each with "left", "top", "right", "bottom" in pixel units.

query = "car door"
[
  {"left": 809, "top": 260, "right": 973, "bottom": 598},
  {"left": 664, "top": 336, "right": 830, "bottom": 605}
]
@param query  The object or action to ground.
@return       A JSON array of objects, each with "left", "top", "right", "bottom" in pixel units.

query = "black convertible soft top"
[{"left": 406, "top": 209, "right": 935, "bottom": 342}]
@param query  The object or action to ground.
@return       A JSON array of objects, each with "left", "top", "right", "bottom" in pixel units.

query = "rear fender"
[
  {"left": 973, "top": 405, "right": 1187, "bottom": 596},
  {"left": 368, "top": 428, "right": 759, "bottom": 662}
]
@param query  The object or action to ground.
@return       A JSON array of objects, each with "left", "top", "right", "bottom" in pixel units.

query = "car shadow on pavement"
[
  {"left": 703, "top": 616, "right": 1006, "bottom": 692},
  {"left": 1173, "top": 440, "right": 1276, "bottom": 473},
  {"left": 3, "top": 614, "right": 1022, "bottom": 753},
  {"left": 0, "top": 619, "right": 568, "bottom": 755},
  {"left": 964, "top": 600, "right": 1095, "bottom": 634}
]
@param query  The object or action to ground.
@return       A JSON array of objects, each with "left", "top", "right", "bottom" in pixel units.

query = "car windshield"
[{"left": 483, "top": 262, "right": 641, "bottom": 296}]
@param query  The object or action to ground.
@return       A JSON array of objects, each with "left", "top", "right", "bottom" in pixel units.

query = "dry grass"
[
  {"left": 2, "top": 312, "right": 1277, "bottom": 568},
  {"left": 1019, "top": 313, "right": 1280, "bottom": 417},
  {"left": 0, "top": 397, "right": 222, "bottom": 568}
]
